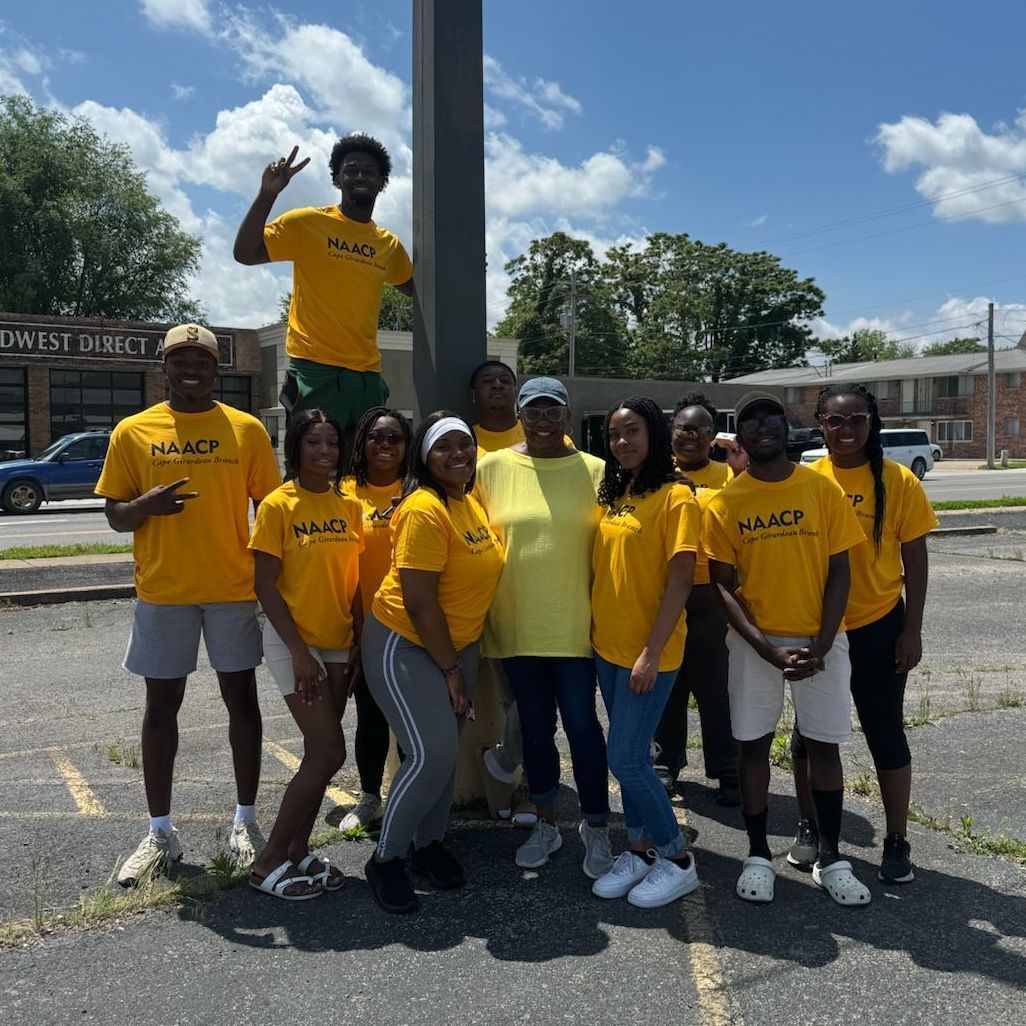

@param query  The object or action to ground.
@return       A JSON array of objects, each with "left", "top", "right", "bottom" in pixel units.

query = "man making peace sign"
[{"left": 234, "top": 134, "right": 413, "bottom": 461}]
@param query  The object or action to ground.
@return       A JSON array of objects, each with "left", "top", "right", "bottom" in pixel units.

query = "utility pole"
[
  {"left": 987, "top": 301, "right": 996, "bottom": 470},
  {"left": 411, "top": 0, "right": 486, "bottom": 419},
  {"left": 567, "top": 266, "right": 577, "bottom": 378}
]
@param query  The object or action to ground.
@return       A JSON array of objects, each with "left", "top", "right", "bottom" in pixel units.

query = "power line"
[{"left": 762, "top": 172, "right": 1026, "bottom": 246}]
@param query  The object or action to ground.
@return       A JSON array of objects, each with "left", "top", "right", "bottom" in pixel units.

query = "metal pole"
[
  {"left": 987, "top": 301, "right": 995, "bottom": 470},
  {"left": 568, "top": 266, "right": 577, "bottom": 378},
  {"left": 412, "top": 0, "right": 486, "bottom": 420}
]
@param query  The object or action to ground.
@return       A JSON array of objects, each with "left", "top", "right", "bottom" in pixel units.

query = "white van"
[{"left": 800, "top": 428, "right": 935, "bottom": 479}]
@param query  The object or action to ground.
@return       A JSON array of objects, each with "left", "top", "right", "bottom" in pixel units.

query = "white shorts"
[
  {"left": 726, "top": 629, "right": 851, "bottom": 744},
  {"left": 123, "top": 600, "right": 261, "bottom": 679},
  {"left": 262, "top": 619, "right": 348, "bottom": 697}
]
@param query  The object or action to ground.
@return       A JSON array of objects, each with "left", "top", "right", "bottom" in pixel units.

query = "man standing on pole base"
[
  {"left": 97, "top": 323, "right": 282, "bottom": 887},
  {"left": 234, "top": 134, "right": 413, "bottom": 457}
]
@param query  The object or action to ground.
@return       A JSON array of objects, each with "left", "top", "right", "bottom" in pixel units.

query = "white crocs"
[
  {"left": 813, "top": 859, "right": 872, "bottom": 906},
  {"left": 736, "top": 855, "right": 775, "bottom": 903}
]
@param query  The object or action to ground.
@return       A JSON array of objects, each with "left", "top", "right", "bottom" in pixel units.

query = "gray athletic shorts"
[{"left": 123, "top": 600, "right": 262, "bottom": 680}]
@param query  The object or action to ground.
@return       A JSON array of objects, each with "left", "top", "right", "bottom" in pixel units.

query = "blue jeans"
[
  {"left": 595, "top": 654, "right": 685, "bottom": 857},
  {"left": 502, "top": 656, "right": 609, "bottom": 822}
]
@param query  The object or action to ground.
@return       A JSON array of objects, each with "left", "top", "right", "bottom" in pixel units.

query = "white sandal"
[
  {"left": 296, "top": 854, "right": 345, "bottom": 892},
  {"left": 736, "top": 855, "right": 775, "bottom": 903},
  {"left": 813, "top": 859, "right": 872, "bottom": 906},
  {"left": 249, "top": 860, "right": 322, "bottom": 901}
]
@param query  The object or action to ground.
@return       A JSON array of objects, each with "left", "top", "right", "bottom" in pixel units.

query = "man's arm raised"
[
  {"left": 105, "top": 478, "right": 199, "bottom": 533},
  {"left": 233, "top": 145, "right": 310, "bottom": 266}
]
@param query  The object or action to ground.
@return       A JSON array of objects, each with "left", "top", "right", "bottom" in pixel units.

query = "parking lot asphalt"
[{"left": 0, "top": 518, "right": 1024, "bottom": 1025}]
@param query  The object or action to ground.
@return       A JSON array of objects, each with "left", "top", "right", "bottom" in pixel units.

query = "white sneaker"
[
  {"left": 627, "top": 853, "right": 699, "bottom": 908},
  {"left": 578, "top": 821, "right": 613, "bottom": 879},
  {"left": 117, "top": 827, "right": 183, "bottom": 888},
  {"left": 227, "top": 820, "right": 266, "bottom": 870},
  {"left": 592, "top": 850, "right": 653, "bottom": 899},
  {"left": 515, "top": 821, "right": 563, "bottom": 868},
  {"left": 339, "top": 792, "right": 383, "bottom": 831}
]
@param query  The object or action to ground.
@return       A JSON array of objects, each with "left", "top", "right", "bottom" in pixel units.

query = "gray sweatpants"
[{"left": 362, "top": 613, "right": 480, "bottom": 859}]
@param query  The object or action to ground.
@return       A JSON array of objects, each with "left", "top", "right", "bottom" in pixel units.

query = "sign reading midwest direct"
[{"left": 0, "top": 321, "right": 234, "bottom": 367}]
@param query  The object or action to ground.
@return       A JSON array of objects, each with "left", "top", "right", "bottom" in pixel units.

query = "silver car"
[{"left": 801, "top": 428, "right": 935, "bottom": 479}]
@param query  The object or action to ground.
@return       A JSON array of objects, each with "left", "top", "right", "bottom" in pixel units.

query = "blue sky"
[{"left": 3, "top": 0, "right": 1026, "bottom": 356}]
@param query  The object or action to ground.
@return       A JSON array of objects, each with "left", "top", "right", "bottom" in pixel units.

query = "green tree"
[
  {"left": 495, "top": 232, "right": 628, "bottom": 376},
  {"left": 612, "top": 235, "right": 825, "bottom": 381},
  {"left": 815, "top": 328, "right": 913, "bottom": 364},
  {"left": 921, "top": 336, "right": 985, "bottom": 356},
  {"left": 0, "top": 95, "right": 203, "bottom": 321}
]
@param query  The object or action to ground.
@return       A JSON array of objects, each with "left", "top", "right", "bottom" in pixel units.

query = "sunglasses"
[
  {"left": 739, "top": 413, "right": 787, "bottom": 433},
  {"left": 820, "top": 413, "right": 871, "bottom": 430},
  {"left": 520, "top": 406, "right": 566, "bottom": 424},
  {"left": 672, "top": 425, "right": 711, "bottom": 438},
  {"left": 367, "top": 431, "right": 404, "bottom": 446}
]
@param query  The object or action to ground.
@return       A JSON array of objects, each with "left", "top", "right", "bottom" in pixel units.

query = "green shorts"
[{"left": 282, "top": 357, "right": 390, "bottom": 434}]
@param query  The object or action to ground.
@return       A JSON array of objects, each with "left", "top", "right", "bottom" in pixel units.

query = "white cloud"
[
  {"left": 0, "top": 28, "right": 48, "bottom": 95},
  {"left": 224, "top": 14, "right": 409, "bottom": 153},
  {"left": 13, "top": 49, "right": 43, "bottom": 75},
  {"left": 876, "top": 110, "right": 1026, "bottom": 223},
  {"left": 485, "top": 133, "right": 655, "bottom": 218},
  {"left": 746, "top": 213, "right": 768, "bottom": 227},
  {"left": 140, "top": 0, "right": 211, "bottom": 34},
  {"left": 812, "top": 295, "right": 1025, "bottom": 352},
  {"left": 483, "top": 55, "right": 581, "bottom": 130},
  {"left": 171, "top": 83, "right": 195, "bottom": 101}
]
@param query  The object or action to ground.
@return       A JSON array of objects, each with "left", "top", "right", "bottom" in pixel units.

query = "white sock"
[
  {"left": 483, "top": 747, "right": 514, "bottom": 784},
  {"left": 150, "top": 814, "right": 172, "bottom": 835},
  {"left": 234, "top": 804, "right": 256, "bottom": 826}
]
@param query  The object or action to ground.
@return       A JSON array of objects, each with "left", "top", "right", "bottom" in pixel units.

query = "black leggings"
[
  {"left": 354, "top": 679, "right": 391, "bottom": 794},
  {"left": 792, "top": 599, "right": 910, "bottom": 771}
]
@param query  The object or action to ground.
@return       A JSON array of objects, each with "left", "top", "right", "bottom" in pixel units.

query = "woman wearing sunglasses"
[
  {"left": 475, "top": 377, "right": 613, "bottom": 880},
  {"left": 338, "top": 407, "right": 413, "bottom": 831},
  {"left": 789, "top": 384, "right": 937, "bottom": 886}
]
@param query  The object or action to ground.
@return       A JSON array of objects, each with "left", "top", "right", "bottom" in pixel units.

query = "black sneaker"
[
  {"left": 365, "top": 856, "right": 419, "bottom": 913},
  {"left": 410, "top": 841, "right": 465, "bottom": 890},
  {"left": 878, "top": 834, "right": 915, "bottom": 884},
  {"left": 786, "top": 819, "right": 819, "bottom": 871},
  {"left": 714, "top": 780, "right": 741, "bottom": 807}
]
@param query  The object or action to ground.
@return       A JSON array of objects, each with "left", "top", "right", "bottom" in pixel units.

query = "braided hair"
[
  {"left": 597, "top": 397, "right": 677, "bottom": 507},
  {"left": 815, "top": 384, "right": 885, "bottom": 553},
  {"left": 348, "top": 406, "right": 412, "bottom": 486}
]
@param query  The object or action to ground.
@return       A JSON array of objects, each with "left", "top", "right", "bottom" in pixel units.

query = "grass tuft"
[
  {"left": 931, "top": 496, "right": 1026, "bottom": 511},
  {"left": 0, "top": 542, "right": 132, "bottom": 561}
]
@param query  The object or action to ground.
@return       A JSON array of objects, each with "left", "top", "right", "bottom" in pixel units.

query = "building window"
[
  {"left": 214, "top": 375, "right": 252, "bottom": 411},
  {"left": 936, "top": 375, "right": 973, "bottom": 398},
  {"left": 784, "top": 387, "right": 805, "bottom": 405},
  {"left": 1007, "top": 372, "right": 1022, "bottom": 389},
  {"left": 936, "top": 420, "right": 973, "bottom": 443},
  {"left": 0, "top": 367, "right": 28, "bottom": 457},
  {"left": 868, "top": 380, "right": 895, "bottom": 400},
  {"left": 1006, "top": 419, "right": 1020, "bottom": 437},
  {"left": 50, "top": 369, "right": 144, "bottom": 439}
]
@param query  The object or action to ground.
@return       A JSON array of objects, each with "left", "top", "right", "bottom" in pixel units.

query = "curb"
[
  {"left": 0, "top": 584, "right": 136, "bottom": 607},
  {"left": 930, "top": 525, "right": 998, "bottom": 538}
]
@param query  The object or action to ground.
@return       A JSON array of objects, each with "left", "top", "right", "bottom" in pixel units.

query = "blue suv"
[{"left": 0, "top": 431, "right": 110, "bottom": 514}]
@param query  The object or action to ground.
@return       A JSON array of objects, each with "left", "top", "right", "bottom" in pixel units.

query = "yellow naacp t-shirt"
[
  {"left": 592, "top": 482, "right": 700, "bottom": 672},
  {"left": 96, "top": 402, "right": 281, "bottom": 605},
  {"left": 341, "top": 476, "right": 403, "bottom": 615},
  {"left": 249, "top": 481, "right": 364, "bottom": 650},
  {"left": 681, "top": 460, "right": 733, "bottom": 490},
  {"left": 809, "top": 457, "right": 939, "bottom": 630},
  {"left": 476, "top": 448, "right": 605, "bottom": 659},
  {"left": 702, "top": 465, "right": 865, "bottom": 636},
  {"left": 264, "top": 206, "right": 413, "bottom": 372},
  {"left": 475, "top": 422, "right": 525, "bottom": 455},
  {"left": 372, "top": 489, "right": 504, "bottom": 650}
]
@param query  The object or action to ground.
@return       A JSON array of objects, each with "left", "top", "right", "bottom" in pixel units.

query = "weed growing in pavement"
[
  {"left": 851, "top": 768, "right": 880, "bottom": 799},
  {"left": 956, "top": 668, "right": 983, "bottom": 712},
  {"left": 997, "top": 677, "right": 1023, "bottom": 708},
  {"left": 30, "top": 856, "right": 49, "bottom": 931},
  {"left": 341, "top": 825, "right": 371, "bottom": 841},
  {"left": 207, "top": 852, "right": 242, "bottom": 880},
  {"left": 956, "top": 816, "right": 1026, "bottom": 864},
  {"left": 308, "top": 826, "right": 345, "bottom": 849},
  {"left": 686, "top": 735, "right": 703, "bottom": 750},
  {"left": 106, "top": 739, "right": 141, "bottom": 768},
  {"left": 687, "top": 693, "right": 698, "bottom": 711}
]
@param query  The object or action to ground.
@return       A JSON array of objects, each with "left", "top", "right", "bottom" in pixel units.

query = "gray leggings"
[{"left": 362, "top": 613, "right": 480, "bottom": 859}]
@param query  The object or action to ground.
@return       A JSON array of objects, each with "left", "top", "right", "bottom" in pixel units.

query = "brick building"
[
  {"left": 724, "top": 341, "right": 1026, "bottom": 459},
  {"left": 0, "top": 312, "right": 264, "bottom": 458}
]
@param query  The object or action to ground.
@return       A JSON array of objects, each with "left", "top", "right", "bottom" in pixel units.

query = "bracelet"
[{"left": 440, "top": 659, "right": 463, "bottom": 679}]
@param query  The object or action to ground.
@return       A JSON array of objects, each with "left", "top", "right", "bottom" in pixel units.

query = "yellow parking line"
[
  {"left": 262, "top": 739, "right": 356, "bottom": 809},
  {"left": 49, "top": 750, "right": 108, "bottom": 817}
]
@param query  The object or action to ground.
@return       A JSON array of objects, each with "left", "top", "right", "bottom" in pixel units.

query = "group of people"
[{"left": 96, "top": 132, "right": 937, "bottom": 916}]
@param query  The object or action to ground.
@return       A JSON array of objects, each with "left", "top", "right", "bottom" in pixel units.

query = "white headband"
[{"left": 421, "top": 417, "right": 473, "bottom": 461}]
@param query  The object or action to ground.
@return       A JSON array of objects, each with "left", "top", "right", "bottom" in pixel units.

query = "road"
[{"left": 0, "top": 468, "right": 1025, "bottom": 551}]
